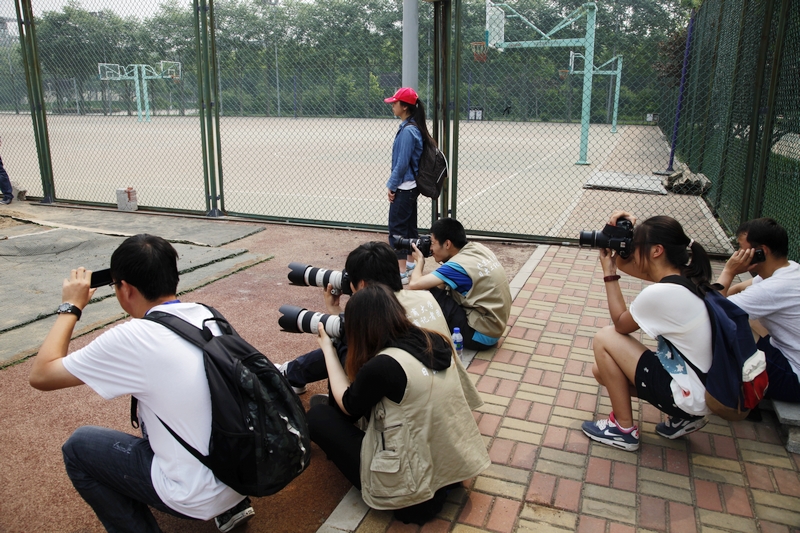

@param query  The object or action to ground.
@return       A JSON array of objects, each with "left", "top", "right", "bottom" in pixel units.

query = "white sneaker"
[
  {"left": 400, "top": 272, "right": 410, "bottom": 285},
  {"left": 215, "top": 497, "right": 254, "bottom": 532},
  {"left": 275, "top": 362, "right": 307, "bottom": 395}
]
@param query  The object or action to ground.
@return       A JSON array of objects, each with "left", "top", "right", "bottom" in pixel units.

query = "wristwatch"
[{"left": 57, "top": 303, "right": 82, "bottom": 320}]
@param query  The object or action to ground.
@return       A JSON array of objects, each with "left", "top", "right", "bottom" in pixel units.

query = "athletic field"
[{"left": 2, "top": 113, "right": 732, "bottom": 254}]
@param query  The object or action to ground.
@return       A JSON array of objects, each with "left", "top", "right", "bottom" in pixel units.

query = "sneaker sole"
[
  {"left": 656, "top": 417, "right": 708, "bottom": 440},
  {"left": 217, "top": 507, "right": 255, "bottom": 533},
  {"left": 582, "top": 429, "right": 640, "bottom": 452}
]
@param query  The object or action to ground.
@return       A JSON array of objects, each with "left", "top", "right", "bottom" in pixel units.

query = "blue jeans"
[
  {"left": 429, "top": 288, "right": 495, "bottom": 352},
  {"left": 388, "top": 188, "right": 419, "bottom": 259},
  {"left": 0, "top": 156, "right": 12, "bottom": 201},
  {"left": 760, "top": 336, "right": 800, "bottom": 402},
  {"left": 285, "top": 340, "right": 348, "bottom": 387},
  {"left": 62, "top": 426, "right": 193, "bottom": 533}
]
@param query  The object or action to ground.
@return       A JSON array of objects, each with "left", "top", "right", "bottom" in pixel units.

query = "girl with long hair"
[
  {"left": 307, "top": 284, "right": 489, "bottom": 524},
  {"left": 383, "top": 87, "right": 434, "bottom": 278},
  {"left": 582, "top": 211, "right": 714, "bottom": 452}
]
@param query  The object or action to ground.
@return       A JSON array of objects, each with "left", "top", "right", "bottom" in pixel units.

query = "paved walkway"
[{"left": 331, "top": 244, "right": 800, "bottom": 533}]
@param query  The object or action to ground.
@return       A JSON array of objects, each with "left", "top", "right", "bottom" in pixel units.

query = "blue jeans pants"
[
  {"left": 285, "top": 340, "right": 349, "bottom": 387},
  {"left": 62, "top": 426, "right": 193, "bottom": 533},
  {"left": 760, "top": 336, "right": 800, "bottom": 402},
  {"left": 388, "top": 188, "right": 419, "bottom": 259},
  {"left": 0, "top": 156, "right": 12, "bottom": 201}
]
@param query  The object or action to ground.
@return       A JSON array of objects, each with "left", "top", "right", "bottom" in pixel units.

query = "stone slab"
[
  {"left": 0, "top": 228, "right": 251, "bottom": 333},
  {"left": 9, "top": 203, "right": 264, "bottom": 246}
]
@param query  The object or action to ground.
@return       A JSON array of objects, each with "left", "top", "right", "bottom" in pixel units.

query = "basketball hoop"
[
  {"left": 558, "top": 69, "right": 570, "bottom": 81},
  {"left": 471, "top": 41, "right": 488, "bottom": 63}
]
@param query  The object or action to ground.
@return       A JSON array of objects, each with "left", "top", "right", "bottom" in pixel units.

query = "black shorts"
[{"left": 634, "top": 349, "right": 698, "bottom": 419}]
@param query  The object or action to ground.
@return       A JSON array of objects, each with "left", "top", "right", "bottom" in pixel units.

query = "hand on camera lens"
[
  {"left": 316, "top": 323, "right": 334, "bottom": 351},
  {"left": 323, "top": 283, "right": 342, "bottom": 314}
]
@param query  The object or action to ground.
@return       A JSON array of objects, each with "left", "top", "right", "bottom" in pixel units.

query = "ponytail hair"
[
  {"left": 404, "top": 99, "right": 437, "bottom": 149},
  {"left": 632, "top": 216, "right": 713, "bottom": 294}
]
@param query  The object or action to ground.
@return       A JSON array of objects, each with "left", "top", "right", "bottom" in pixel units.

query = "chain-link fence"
[
  {"left": 2, "top": 0, "right": 797, "bottom": 258},
  {"left": 660, "top": 0, "right": 799, "bottom": 260}
]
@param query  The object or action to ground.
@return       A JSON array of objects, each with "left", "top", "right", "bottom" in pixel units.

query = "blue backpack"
[{"left": 661, "top": 276, "right": 769, "bottom": 421}]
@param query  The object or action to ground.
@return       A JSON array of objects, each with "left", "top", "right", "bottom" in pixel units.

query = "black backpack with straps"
[
  {"left": 132, "top": 305, "right": 311, "bottom": 496},
  {"left": 407, "top": 122, "right": 448, "bottom": 199}
]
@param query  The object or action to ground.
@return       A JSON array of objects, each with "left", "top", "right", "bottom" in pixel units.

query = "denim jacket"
[{"left": 386, "top": 119, "right": 423, "bottom": 192}]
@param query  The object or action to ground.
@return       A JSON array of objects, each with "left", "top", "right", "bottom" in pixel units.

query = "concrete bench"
[{"left": 769, "top": 399, "right": 800, "bottom": 453}]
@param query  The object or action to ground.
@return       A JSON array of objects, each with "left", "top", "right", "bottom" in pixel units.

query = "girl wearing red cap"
[{"left": 384, "top": 87, "right": 435, "bottom": 280}]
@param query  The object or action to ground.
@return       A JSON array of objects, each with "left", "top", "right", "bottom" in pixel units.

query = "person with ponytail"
[
  {"left": 383, "top": 87, "right": 435, "bottom": 277},
  {"left": 582, "top": 211, "right": 715, "bottom": 452}
]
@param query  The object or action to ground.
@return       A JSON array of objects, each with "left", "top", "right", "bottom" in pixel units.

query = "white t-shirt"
[
  {"left": 630, "top": 282, "right": 713, "bottom": 414},
  {"left": 62, "top": 302, "right": 244, "bottom": 519},
  {"left": 729, "top": 261, "right": 800, "bottom": 378}
]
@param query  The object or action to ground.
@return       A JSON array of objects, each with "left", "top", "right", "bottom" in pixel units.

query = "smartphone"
[
  {"left": 750, "top": 249, "right": 766, "bottom": 264},
  {"left": 90, "top": 268, "right": 113, "bottom": 289}
]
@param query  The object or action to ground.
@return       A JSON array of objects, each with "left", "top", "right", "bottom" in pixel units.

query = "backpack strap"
[
  {"left": 128, "top": 305, "right": 232, "bottom": 468},
  {"left": 657, "top": 275, "right": 708, "bottom": 383}
]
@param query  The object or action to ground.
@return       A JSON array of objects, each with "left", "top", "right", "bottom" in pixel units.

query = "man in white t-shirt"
[
  {"left": 715, "top": 218, "right": 800, "bottom": 403},
  {"left": 29, "top": 234, "right": 254, "bottom": 533}
]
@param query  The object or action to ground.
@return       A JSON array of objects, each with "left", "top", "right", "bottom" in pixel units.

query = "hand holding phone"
[
  {"left": 750, "top": 249, "right": 766, "bottom": 264},
  {"left": 90, "top": 268, "right": 113, "bottom": 288}
]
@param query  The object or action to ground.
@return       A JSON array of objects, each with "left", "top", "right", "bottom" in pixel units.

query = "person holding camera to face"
[
  {"left": 407, "top": 218, "right": 512, "bottom": 352},
  {"left": 307, "top": 284, "right": 490, "bottom": 525},
  {"left": 713, "top": 218, "right": 800, "bottom": 403},
  {"left": 581, "top": 212, "right": 715, "bottom": 452},
  {"left": 277, "top": 241, "right": 482, "bottom": 410},
  {"left": 28, "top": 235, "right": 254, "bottom": 533}
]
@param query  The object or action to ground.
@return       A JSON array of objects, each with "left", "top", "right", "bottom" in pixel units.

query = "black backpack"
[
  {"left": 661, "top": 276, "right": 768, "bottom": 421},
  {"left": 408, "top": 122, "right": 448, "bottom": 199},
  {"left": 133, "top": 305, "right": 311, "bottom": 496}
]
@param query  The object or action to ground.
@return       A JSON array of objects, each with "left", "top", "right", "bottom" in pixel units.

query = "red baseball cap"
[{"left": 384, "top": 87, "right": 418, "bottom": 105}]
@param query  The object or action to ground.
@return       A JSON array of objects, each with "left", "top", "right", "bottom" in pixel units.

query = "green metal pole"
[
  {"left": 208, "top": 0, "right": 225, "bottom": 213},
  {"left": 451, "top": 0, "right": 462, "bottom": 221},
  {"left": 192, "top": 0, "right": 212, "bottom": 213},
  {"left": 432, "top": 1, "right": 442, "bottom": 224},
  {"left": 739, "top": 0, "right": 774, "bottom": 225},
  {"left": 443, "top": 0, "right": 452, "bottom": 216},
  {"left": 610, "top": 55, "right": 622, "bottom": 134},
  {"left": 198, "top": 0, "right": 222, "bottom": 216},
  {"left": 142, "top": 66, "right": 151, "bottom": 122},
  {"left": 17, "top": 0, "right": 55, "bottom": 202},
  {"left": 576, "top": 3, "right": 595, "bottom": 165},
  {"left": 753, "top": 0, "right": 790, "bottom": 218}
]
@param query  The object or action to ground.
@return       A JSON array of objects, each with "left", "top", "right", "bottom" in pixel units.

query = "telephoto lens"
[
  {"left": 392, "top": 235, "right": 433, "bottom": 257},
  {"left": 287, "top": 262, "right": 352, "bottom": 295},
  {"left": 278, "top": 305, "right": 344, "bottom": 338}
]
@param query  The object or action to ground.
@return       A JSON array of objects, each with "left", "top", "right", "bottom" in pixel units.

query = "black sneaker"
[
  {"left": 0, "top": 197, "right": 11, "bottom": 205},
  {"left": 656, "top": 415, "right": 707, "bottom": 439},
  {"left": 215, "top": 497, "right": 255, "bottom": 532}
]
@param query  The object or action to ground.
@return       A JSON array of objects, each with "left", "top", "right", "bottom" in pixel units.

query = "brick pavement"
[{"left": 350, "top": 245, "right": 800, "bottom": 533}]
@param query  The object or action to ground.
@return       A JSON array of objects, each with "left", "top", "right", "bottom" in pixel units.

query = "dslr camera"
[
  {"left": 392, "top": 235, "right": 433, "bottom": 258},
  {"left": 578, "top": 218, "right": 635, "bottom": 259},
  {"left": 287, "top": 262, "right": 352, "bottom": 295},
  {"left": 278, "top": 305, "right": 343, "bottom": 338}
]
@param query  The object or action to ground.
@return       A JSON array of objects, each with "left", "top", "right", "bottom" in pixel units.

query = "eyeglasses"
[{"left": 108, "top": 280, "right": 121, "bottom": 288}]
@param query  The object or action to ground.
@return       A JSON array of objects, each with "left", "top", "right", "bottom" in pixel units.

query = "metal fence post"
[
  {"left": 15, "top": 0, "right": 55, "bottom": 203},
  {"left": 739, "top": 0, "right": 775, "bottom": 225},
  {"left": 451, "top": 0, "right": 462, "bottom": 221}
]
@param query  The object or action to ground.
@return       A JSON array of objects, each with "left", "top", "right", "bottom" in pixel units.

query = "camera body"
[
  {"left": 393, "top": 235, "right": 433, "bottom": 258},
  {"left": 287, "top": 262, "right": 353, "bottom": 295},
  {"left": 578, "top": 218, "right": 635, "bottom": 259},
  {"left": 278, "top": 304, "right": 344, "bottom": 338}
]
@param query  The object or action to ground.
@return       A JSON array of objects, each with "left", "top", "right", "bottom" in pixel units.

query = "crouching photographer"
[
  {"left": 579, "top": 211, "right": 714, "bottom": 452},
  {"left": 277, "top": 241, "right": 482, "bottom": 412}
]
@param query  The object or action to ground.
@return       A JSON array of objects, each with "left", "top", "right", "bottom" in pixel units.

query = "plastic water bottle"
[{"left": 452, "top": 327, "right": 464, "bottom": 361}]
